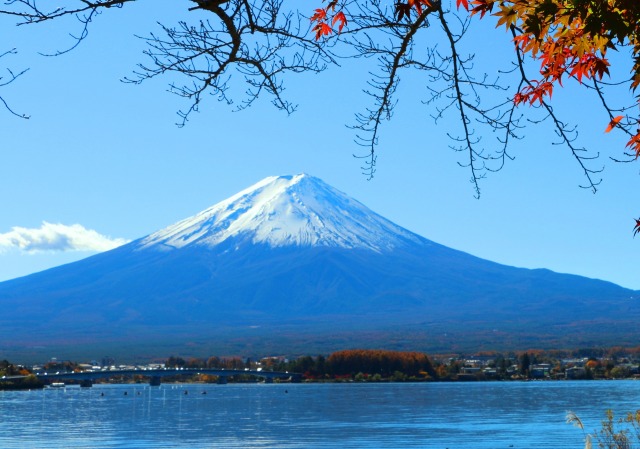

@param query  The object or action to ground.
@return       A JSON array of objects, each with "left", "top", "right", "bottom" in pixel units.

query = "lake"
[{"left": 1, "top": 380, "right": 638, "bottom": 448}]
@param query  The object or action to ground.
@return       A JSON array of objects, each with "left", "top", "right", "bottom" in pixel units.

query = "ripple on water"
[{"left": 0, "top": 381, "right": 635, "bottom": 448}]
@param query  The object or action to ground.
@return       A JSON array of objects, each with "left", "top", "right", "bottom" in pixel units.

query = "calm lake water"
[{"left": 1, "top": 380, "right": 639, "bottom": 448}]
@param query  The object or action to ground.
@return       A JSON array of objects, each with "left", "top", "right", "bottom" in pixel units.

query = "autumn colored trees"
[
  {"left": 0, "top": 360, "right": 42, "bottom": 390},
  {"left": 160, "top": 345, "right": 640, "bottom": 381},
  {"left": 327, "top": 349, "right": 436, "bottom": 378}
]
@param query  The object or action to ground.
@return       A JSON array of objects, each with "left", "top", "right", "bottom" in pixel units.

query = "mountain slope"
[
  {"left": 0, "top": 174, "right": 638, "bottom": 360},
  {"left": 139, "top": 173, "right": 423, "bottom": 251}
]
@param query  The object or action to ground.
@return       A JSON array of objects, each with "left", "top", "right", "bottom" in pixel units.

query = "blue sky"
[{"left": 1, "top": 2, "right": 639, "bottom": 289}]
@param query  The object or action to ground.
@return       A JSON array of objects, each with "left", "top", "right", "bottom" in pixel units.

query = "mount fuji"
[{"left": 1, "top": 174, "right": 638, "bottom": 360}]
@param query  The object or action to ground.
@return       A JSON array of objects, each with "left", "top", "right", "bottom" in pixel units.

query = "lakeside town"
[{"left": 4, "top": 347, "right": 640, "bottom": 389}]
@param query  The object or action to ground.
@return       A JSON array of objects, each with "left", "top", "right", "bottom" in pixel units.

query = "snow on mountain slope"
[
  {"left": 139, "top": 174, "right": 425, "bottom": 252},
  {"left": 2, "top": 173, "right": 639, "bottom": 360}
]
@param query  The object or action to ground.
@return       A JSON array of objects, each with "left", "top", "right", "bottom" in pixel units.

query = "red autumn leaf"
[
  {"left": 456, "top": 0, "right": 469, "bottom": 11},
  {"left": 525, "top": 82, "right": 553, "bottom": 105},
  {"left": 408, "top": 0, "right": 423, "bottom": 15},
  {"left": 513, "top": 92, "right": 527, "bottom": 105},
  {"left": 626, "top": 133, "right": 640, "bottom": 158},
  {"left": 332, "top": 11, "right": 347, "bottom": 33},
  {"left": 634, "top": 218, "right": 640, "bottom": 237},
  {"left": 569, "top": 61, "right": 588, "bottom": 83},
  {"left": 605, "top": 115, "right": 623, "bottom": 133},
  {"left": 513, "top": 33, "right": 530, "bottom": 50},
  {"left": 470, "top": 0, "right": 493, "bottom": 18},
  {"left": 310, "top": 8, "right": 326, "bottom": 23},
  {"left": 313, "top": 22, "right": 333, "bottom": 40},
  {"left": 395, "top": 0, "right": 432, "bottom": 19},
  {"left": 632, "top": 72, "right": 640, "bottom": 91},
  {"left": 592, "top": 57, "right": 610, "bottom": 79}
]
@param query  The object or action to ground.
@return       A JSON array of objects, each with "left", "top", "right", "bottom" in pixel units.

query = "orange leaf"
[
  {"left": 493, "top": 5, "right": 517, "bottom": 30},
  {"left": 605, "top": 115, "right": 623, "bottom": 133},
  {"left": 408, "top": 0, "right": 423, "bottom": 15},
  {"left": 332, "top": 11, "right": 347, "bottom": 33},
  {"left": 456, "top": 0, "right": 469, "bottom": 10},
  {"left": 313, "top": 22, "right": 333, "bottom": 40},
  {"left": 626, "top": 133, "right": 640, "bottom": 158},
  {"left": 310, "top": 8, "right": 326, "bottom": 23},
  {"left": 470, "top": 0, "right": 494, "bottom": 18}
]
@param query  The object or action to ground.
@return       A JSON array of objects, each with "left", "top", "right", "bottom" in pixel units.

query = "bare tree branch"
[
  {"left": 1, "top": 0, "right": 135, "bottom": 56},
  {"left": 122, "top": 0, "right": 333, "bottom": 126},
  {"left": 0, "top": 0, "right": 134, "bottom": 24},
  {"left": 0, "top": 0, "right": 635, "bottom": 196},
  {"left": 510, "top": 25, "right": 602, "bottom": 193},
  {"left": 0, "top": 48, "right": 29, "bottom": 119}
]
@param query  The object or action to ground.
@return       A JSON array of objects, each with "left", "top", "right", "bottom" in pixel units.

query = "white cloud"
[{"left": 0, "top": 222, "right": 130, "bottom": 253}]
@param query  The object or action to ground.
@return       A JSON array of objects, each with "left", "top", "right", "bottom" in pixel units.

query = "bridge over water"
[{"left": 7, "top": 368, "right": 300, "bottom": 387}]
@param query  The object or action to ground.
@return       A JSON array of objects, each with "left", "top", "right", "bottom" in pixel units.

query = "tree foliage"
[
  {"left": 327, "top": 349, "right": 436, "bottom": 377},
  {"left": 1, "top": 0, "right": 639, "bottom": 221},
  {"left": 470, "top": 0, "right": 640, "bottom": 156},
  {"left": 312, "top": 0, "right": 640, "bottom": 191}
]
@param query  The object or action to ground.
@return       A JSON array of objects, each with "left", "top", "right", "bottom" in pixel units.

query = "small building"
[
  {"left": 565, "top": 367, "right": 587, "bottom": 379},
  {"left": 530, "top": 364, "right": 551, "bottom": 379},
  {"left": 482, "top": 368, "right": 498, "bottom": 378}
]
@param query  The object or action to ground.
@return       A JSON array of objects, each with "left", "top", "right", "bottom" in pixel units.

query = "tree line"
[
  {"left": 163, "top": 349, "right": 437, "bottom": 380},
  {"left": 5, "top": 344, "right": 640, "bottom": 388},
  {"left": 154, "top": 346, "right": 640, "bottom": 381}
]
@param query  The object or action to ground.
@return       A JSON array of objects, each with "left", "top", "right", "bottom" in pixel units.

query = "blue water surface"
[{"left": 1, "top": 380, "right": 638, "bottom": 448}]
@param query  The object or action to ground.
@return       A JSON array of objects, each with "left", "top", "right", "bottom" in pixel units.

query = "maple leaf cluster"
[
  {"left": 394, "top": 0, "right": 433, "bottom": 21},
  {"left": 467, "top": 0, "right": 640, "bottom": 230},
  {"left": 310, "top": 0, "right": 346, "bottom": 40},
  {"left": 310, "top": 0, "right": 640, "bottom": 234},
  {"left": 310, "top": 0, "right": 436, "bottom": 38},
  {"left": 466, "top": 0, "right": 640, "bottom": 157}
]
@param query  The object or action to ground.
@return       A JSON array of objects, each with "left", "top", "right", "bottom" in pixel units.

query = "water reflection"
[{"left": 1, "top": 381, "right": 636, "bottom": 448}]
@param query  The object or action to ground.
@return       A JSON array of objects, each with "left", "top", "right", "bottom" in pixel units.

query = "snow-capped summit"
[
  {"left": 1, "top": 173, "right": 637, "bottom": 359},
  {"left": 139, "top": 173, "right": 424, "bottom": 252}
]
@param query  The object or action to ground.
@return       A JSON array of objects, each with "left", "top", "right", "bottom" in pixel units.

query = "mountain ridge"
[{"left": 0, "top": 174, "right": 638, "bottom": 361}]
